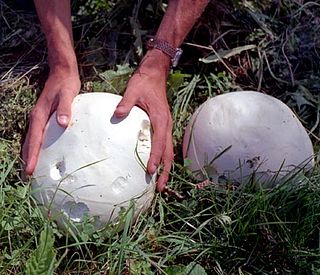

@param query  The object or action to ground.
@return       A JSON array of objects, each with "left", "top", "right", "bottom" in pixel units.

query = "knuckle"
[
  {"left": 150, "top": 112, "right": 166, "bottom": 123},
  {"left": 165, "top": 146, "right": 174, "bottom": 158},
  {"left": 163, "top": 152, "right": 174, "bottom": 166},
  {"left": 165, "top": 153, "right": 174, "bottom": 162},
  {"left": 58, "top": 93, "right": 75, "bottom": 105},
  {"left": 150, "top": 150, "right": 163, "bottom": 161},
  {"left": 56, "top": 103, "right": 71, "bottom": 114}
]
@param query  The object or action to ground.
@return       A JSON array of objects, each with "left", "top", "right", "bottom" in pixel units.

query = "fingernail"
[{"left": 58, "top": 115, "right": 69, "bottom": 125}]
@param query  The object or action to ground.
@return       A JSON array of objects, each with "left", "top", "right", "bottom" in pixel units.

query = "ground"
[{"left": 0, "top": 0, "right": 319, "bottom": 274}]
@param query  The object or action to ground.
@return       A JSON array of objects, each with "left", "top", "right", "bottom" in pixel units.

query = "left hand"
[{"left": 113, "top": 52, "right": 173, "bottom": 192}]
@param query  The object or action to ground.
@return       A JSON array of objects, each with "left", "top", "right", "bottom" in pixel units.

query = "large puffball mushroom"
[
  {"left": 32, "top": 92, "right": 155, "bottom": 232},
  {"left": 183, "top": 91, "right": 314, "bottom": 186}
]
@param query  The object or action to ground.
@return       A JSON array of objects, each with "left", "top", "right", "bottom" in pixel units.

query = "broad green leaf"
[
  {"left": 128, "top": 259, "right": 153, "bottom": 275},
  {"left": 164, "top": 265, "right": 187, "bottom": 275},
  {"left": 99, "top": 64, "right": 133, "bottom": 94},
  {"left": 186, "top": 262, "right": 207, "bottom": 275},
  {"left": 168, "top": 71, "right": 191, "bottom": 94},
  {"left": 25, "top": 226, "right": 57, "bottom": 275},
  {"left": 199, "top": 45, "right": 256, "bottom": 63}
]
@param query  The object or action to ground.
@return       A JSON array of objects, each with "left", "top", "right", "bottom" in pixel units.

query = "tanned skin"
[{"left": 23, "top": 0, "right": 209, "bottom": 192}]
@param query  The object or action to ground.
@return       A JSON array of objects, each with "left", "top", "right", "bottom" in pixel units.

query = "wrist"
[
  {"left": 44, "top": 31, "right": 77, "bottom": 74},
  {"left": 49, "top": 61, "right": 79, "bottom": 77},
  {"left": 48, "top": 61, "right": 79, "bottom": 79},
  {"left": 139, "top": 49, "right": 171, "bottom": 76},
  {"left": 48, "top": 48, "right": 78, "bottom": 76},
  {"left": 147, "top": 38, "right": 183, "bottom": 67}
]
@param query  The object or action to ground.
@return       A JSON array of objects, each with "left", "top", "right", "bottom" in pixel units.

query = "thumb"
[
  {"left": 114, "top": 94, "right": 137, "bottom": 118},
  {"left": 56, "top": 93, "right": 75, "bottom": 127}
]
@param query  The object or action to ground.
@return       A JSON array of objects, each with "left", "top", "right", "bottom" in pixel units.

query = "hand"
[
  {"left": 23, "top": 72, "right": 80, "bottom": 176},
  {"left": 114, "top": 57, "right": 173, "bottom": 192}
]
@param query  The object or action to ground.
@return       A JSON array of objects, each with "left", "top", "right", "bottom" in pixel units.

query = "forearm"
[
  {"left": 34, "top": 0, "right": 78, "bottom": 75},
  {"left": 157, "top": 0, "right": 209, "bottom": 47},
  {"left": 142, "top": 0, "right": 209, "bottom": 73}
]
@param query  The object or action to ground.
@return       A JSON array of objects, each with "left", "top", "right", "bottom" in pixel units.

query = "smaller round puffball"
[
  {"left": 32, "top": 93, "right": 155, "bottom": 232},
  {"left": 183, "top": 91, "right": 314, "bottom": 185}
]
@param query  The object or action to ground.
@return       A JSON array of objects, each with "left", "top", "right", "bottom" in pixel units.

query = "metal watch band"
[{"left": 146, "top": 38, "right": 183, "bottom": 67}]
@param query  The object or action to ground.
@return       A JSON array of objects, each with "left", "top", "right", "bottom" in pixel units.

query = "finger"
[
  {"left": 22, "top": 106, "right": 50, "bottom": 175},
  {"left": 156, "top": 154, "right": 173, "bottom": 192},
  {"left": 114, "top": 92, "right": 137, "bottom": 118},
  {"left": 147, "top": 112, "right": 168, "bottom": 175},
  {"left": 156, "top": 125, "right": 174, "bottom": 192},
  {"left": 56, "top": 92, "right": 75, "bottom": 127}
]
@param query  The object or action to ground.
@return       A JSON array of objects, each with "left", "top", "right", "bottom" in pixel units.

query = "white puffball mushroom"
[
  {"left": 183, "top": 91, "right": 314, "bottom": 186},
  {"left": 32, "top": 93, "right": 155, "bottom": 232}
]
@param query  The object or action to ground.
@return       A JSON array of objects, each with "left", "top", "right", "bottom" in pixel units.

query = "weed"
[{"left": 0, "top": 0, "right": 319, "bottom": 274}]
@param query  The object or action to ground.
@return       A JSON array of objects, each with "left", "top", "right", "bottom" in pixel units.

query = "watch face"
[{"left": 172, "top": 48, "right": 183, "bottom": 67}]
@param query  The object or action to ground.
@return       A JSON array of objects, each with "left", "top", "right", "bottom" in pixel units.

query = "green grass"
[
  {"left": 0, "top": 138, "right": 319, "bottom": 274},
  {"left": 1, "top": 0, "right": 320, "bottom": 274}
]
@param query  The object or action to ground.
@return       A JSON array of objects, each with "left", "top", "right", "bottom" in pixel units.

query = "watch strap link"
[{"left": 147, "top": 38, "right": 183, "bottom": 67}]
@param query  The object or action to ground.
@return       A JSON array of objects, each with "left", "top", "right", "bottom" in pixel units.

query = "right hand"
[
  {"left": 22, "top": 72, "right": 80, "bottom": 176},
  {"left": 114, "top": 50, "right": 173, "bottom": 192}
]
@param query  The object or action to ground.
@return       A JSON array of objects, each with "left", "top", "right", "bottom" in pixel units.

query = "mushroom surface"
[
  {"left": 32, "top": 93, "right": 155, "bottom": 231},
  {"left": 183, "top": 91, "right": 314, "bottom": 186}
]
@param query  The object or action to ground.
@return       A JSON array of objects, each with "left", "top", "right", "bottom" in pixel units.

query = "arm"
[
  {"left": 114, "top": 0, "right": 209, "bottom": 191},
  {"left": 150, "top": 0, "right": 209, "bottom": 65},
  {"left": 34, "top": 0, "right": 77, "bottom": 76},
  {"left": 23, "top": 0, "right": 80, "bottom": 175}
]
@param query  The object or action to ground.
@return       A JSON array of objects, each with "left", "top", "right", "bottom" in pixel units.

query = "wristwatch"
[{"left": 146, "top": 38, "right": 183, "bottom": 67}]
